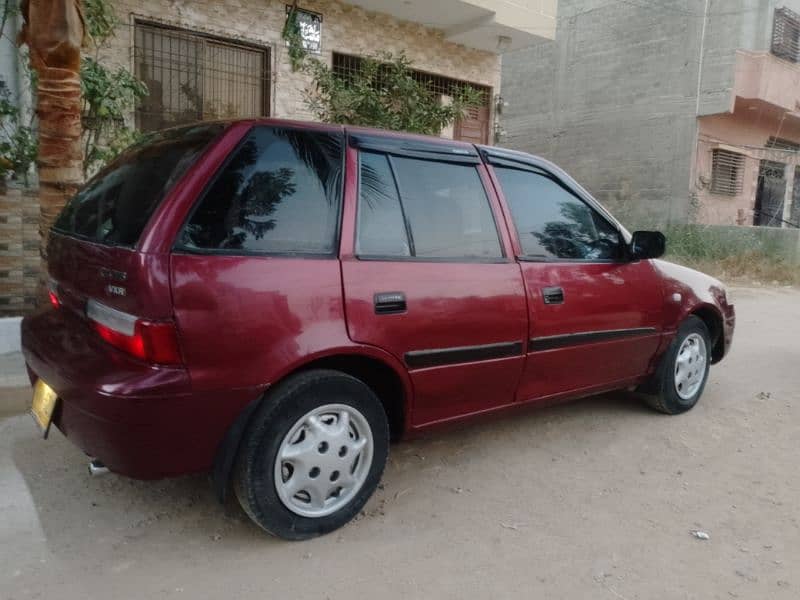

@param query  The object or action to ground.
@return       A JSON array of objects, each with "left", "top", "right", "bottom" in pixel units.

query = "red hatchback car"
[{"left": 22, "top": 119, "right": 734, "bottom": 539}]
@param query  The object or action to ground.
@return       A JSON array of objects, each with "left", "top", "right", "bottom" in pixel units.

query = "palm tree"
[{"left": 18, "top": 0, "right": 85, "bottom": 277}]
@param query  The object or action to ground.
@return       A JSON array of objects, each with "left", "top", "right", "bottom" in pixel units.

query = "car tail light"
[
  {"left": 86, "top": 299, "right": 182, "bottom": 365},
  {"left": 47, "top": 279, "right": 60, "bottom": 309}
]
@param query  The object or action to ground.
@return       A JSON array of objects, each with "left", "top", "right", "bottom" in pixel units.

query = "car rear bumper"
[{"left": 21, "top": 308, "right": 260, "bottom": 479}]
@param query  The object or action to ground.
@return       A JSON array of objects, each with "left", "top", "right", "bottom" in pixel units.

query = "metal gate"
[{"left": 754, "top": 160, "right": 786, "bottom": 227}]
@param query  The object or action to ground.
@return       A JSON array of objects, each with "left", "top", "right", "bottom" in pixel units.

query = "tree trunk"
[{"left": 18, "top": 0, "right": 85, "bottom": 294}]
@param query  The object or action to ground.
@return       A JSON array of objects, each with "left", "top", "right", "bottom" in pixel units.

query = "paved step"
[{"left": 0, "top": 352, "right": 28, "bottom": 389}]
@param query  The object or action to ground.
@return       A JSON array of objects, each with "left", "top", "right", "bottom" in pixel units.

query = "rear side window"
[
  {"left": 357, "top": 152, "right": 410, "bottom": 257},
  {"left": 494, "top": 166, "right": 621, "bottom": 261},
  {"left": 179, "top": 127, "right": 343, "bottom": 255},
  {"left": 357, "top": 152, "right": 502, "bottom": 260},
  {"left": 53, "top": 124, "right": 224, "bottom": 247}
]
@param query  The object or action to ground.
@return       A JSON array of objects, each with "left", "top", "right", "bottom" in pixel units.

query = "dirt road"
[{"left": 1, "top": 286, "right": 798, "bottom": 599}]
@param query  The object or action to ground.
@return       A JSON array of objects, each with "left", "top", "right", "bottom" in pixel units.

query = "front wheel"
[
  {"left": 642, "top": 315, "right": 711, "bottom": 414},
  {"left": 234, "top": 369, "right": 389, "bottom": 540}
]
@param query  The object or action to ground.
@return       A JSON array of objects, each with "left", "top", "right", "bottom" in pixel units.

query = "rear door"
[
  {"left": 486, "top": 155, "right": 663, "bottom": 401},
  {"left": 169, "top": 124, "right": 348, "bottom": 391},
  {"left": 340, "top": 134, "right": 528, "bottom": 427}
]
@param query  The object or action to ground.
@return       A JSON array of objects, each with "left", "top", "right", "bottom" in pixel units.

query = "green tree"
[{"left": 281, "top": 13, "right": 483, "bottom": 137}]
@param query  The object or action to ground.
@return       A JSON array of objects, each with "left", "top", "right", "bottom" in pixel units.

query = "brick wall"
[{"left": 0, "top": 186, "right": 40, "bottom": 316}]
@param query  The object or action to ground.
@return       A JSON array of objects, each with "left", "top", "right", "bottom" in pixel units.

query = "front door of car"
[
  {"left": 340, "top": 138, "right": 528, "bottom": 427},
  {"left": 488, "top": 160, "right": 664, "bottom": 402}
]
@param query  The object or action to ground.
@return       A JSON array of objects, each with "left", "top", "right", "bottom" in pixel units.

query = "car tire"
[
  {"left": 233, "top": 369, "right": 389, "bottom": 540},
  {"left": 641, "top": 315, "right": 712, "bottom": 415}
]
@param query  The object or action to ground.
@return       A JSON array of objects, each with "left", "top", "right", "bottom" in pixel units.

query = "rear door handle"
[
  {"left": 542, "top": 286, "right": 564, "bottom": 305},
  {"left": 374, "top": 292, "right": 407, "bottom": 315}
]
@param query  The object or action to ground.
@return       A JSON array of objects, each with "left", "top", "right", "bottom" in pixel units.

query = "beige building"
[
  {"left": 0, "top": 0, "right": 556, "bottom": 316},
  {"left": 103, "top": 0, "right": 557, "bottom": 144}
]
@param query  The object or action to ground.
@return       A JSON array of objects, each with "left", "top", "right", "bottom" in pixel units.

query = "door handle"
[
  {"left": 542, "top": 286, "right": 564, "bottom": 305},
  {"left": 374, "top": 292, "right": 406, "bottom": 315}
]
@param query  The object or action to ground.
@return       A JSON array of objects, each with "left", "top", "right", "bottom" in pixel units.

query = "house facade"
[
  {"left": 501, "top": 0, "right": 800, "bottom": 229},
  {"left": 104, "top": 0, "right": 557, "bottom": 143},
  {"left": 0, "top": 0, "right": 557, "bottom": 316}
]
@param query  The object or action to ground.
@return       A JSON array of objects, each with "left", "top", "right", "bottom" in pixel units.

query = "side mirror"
[{"left": 629, "top": 231, "right": 666, "bottom": 260}]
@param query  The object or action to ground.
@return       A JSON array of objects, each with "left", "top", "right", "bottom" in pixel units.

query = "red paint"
[
  {"left": 48, "top": 290, "right": 59, "bottom": 309},
  {"left": 21, "top": 119, "right": 735, "bottom": 481}
]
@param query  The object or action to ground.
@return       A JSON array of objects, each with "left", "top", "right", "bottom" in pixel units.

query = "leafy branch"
[
  {"left": 282, "top": 1, "right": 307, "bottom": 72},
  {"left": 80, "top": 0, "right": 148, "bottom": 177}
]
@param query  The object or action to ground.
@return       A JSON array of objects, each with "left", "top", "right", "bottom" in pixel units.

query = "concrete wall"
[
  {"left": 0, "top": 8, "right": 32, "bottom": 150},
  {"left": 501, "top": 0, "right": 800, "bottom": 228}
]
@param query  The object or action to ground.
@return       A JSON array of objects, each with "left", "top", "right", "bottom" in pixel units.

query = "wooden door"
[{"left": 454, "top": 105, "right": 490, "bottom": 145}]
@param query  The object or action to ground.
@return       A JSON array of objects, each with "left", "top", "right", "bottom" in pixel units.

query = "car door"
[
  {"left": 340, "top": 133, "right": 528, "bottom": 427},
  {"left": 170, "top": 124, "right": 349, "bottom": 392},
  {"left": 486, "top": 153, "right": 664, "bottom": 402}
]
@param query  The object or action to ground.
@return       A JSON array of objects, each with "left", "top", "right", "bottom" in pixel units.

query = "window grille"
[
  {"left": 767, "top": 137, "right": 800, "bottom": 151},
  {"left": 710, "top": 150, "right": 745, "bottom": 196},
  {"left": 759, "top": 160, "right": 786, "bottom": 181},
  {"left": 772, "top": 6, "right": 800, "bottom": 63},
  {"left": 331, "top": 53, "right": 490, "bottom": 105},
  {"left": 134, "top": 22, "right": 270, "bottom": 132}
]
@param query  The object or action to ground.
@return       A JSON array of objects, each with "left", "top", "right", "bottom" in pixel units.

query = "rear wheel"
[
  {"left": 642, "top": 315, "right": 711, "bottom": 414},
  {"left": 234, "top": 369, "right": 389, "bottom": 540}
]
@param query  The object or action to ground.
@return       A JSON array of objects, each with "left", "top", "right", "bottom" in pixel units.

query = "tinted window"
[
  {"left": 495, "top": 167, "right": 621, "bottom": 260},
  {"left": 356, "top": 153, "right": 502, "bottom": 260},
  {"left": 357, "top": 152, "right": 410, "bottom": 257},
  {"left": 53, "top": 124, "right": 224, "bottom": 247},
  {"left": 393, "top": 158, "right": 502, "bottom": 259},
  {"left": 180, "top": 127, "right": 343, "bottom": 254}
]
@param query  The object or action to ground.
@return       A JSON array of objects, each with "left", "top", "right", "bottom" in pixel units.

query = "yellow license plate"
[{"left": 31, "top": 379, "right": 58, "bottom": 437}]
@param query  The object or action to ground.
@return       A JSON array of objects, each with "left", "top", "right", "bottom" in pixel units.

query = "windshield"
[{"left": 52, "top": 123, "right": 226, "bottom": 247}]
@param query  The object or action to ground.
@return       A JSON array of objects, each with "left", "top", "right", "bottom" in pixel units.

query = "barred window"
[
  {"left": 772, "top": 6, "right": 800, "bottom": 63},
  {"left": 331, "top": 53, "right": 491, "bottom": 143},
  {"left": 711, "top": 150, "right": 745, "bottom": 196},
  {"left": 134, "top": 22, "right": 270, "bottom": 132}
]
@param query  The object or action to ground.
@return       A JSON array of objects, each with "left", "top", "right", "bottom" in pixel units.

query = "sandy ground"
[{"left": 1, "top": 286, "right": 799, "bottom": 600}]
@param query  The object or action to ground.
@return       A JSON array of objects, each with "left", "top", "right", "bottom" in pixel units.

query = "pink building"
[{"left": 695, "top": 41, "right": 800, "bottom": 228}]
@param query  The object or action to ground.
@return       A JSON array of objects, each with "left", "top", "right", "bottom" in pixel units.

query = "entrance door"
[
  {"left": 341, "top": 137, "right": 528, "bottom": 427},
  {"left": 488, "top": 160, "right": 664, "bottom": 401},
  {"left": 792, "top": 168, "right": 800, "bottom": 227},
  {"left": 754, "top": 160, "right": 786, "bottom": 226},
  {"left": 454, "top": 105, "right": 490, "bottom": 145}
]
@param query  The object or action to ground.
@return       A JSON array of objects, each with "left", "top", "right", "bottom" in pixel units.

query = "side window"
[
  {"left": 356, "top": 152, "right": 503, "bottom": 260},
  {"left": 494, "top": 166, "right": 621, "bottom": 260},
  {"left": 357, "top": 152, "right": 411, "bottom": 257},
  {"left": 179, "top": 127, "right": 342, "bottom": 254}
]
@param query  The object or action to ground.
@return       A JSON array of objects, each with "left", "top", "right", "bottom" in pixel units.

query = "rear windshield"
[{"left": 53, "top": 123, "right": 225, "bottom": 247}]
